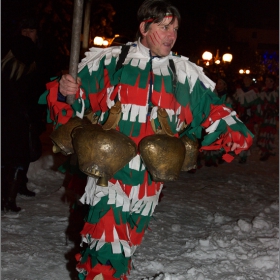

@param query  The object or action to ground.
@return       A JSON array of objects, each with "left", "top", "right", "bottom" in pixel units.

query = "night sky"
[
  {"left": 109, "top": 0, "right": 279, "bottom": 29},
  {"left": 2, "top": 0, "right": 278, "bottom": 60},
  {"left": 109, "top": 0, "right": 278, "bottom": 58}
]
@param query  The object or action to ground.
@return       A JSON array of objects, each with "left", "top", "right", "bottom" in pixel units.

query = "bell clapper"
[
  {"left": 96, "top": 177, "right": 108, "bottom": 187},
  {"left": 52, "top": 144, "right": 61, "bottom": 153}
]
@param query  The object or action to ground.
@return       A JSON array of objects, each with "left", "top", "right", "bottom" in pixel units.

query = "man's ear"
[{"left": 139, "top": 22, "right": 147, "bottom": 36}]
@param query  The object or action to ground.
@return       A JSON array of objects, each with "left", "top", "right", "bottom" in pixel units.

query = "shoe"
[
  {"left": 3, "top": 200, "right": 21, "bottom": 212},
  {"left": 2, "top": 166, "right": 23, "bottom": 212},
  {"left": 18, "top": 184, "right": 36, "bottom": 197},
  {"left": 218, "top": 158, "right": 225, "bottom": 164}
]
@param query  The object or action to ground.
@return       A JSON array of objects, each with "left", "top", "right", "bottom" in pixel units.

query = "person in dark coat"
[{"left": 1, "top": 35, "right": 45, "bottom": 211}]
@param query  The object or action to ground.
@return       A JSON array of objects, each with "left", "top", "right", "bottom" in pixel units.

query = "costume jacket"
[{"left": 39, "top": 40, "right": 253, "bottom": 278}]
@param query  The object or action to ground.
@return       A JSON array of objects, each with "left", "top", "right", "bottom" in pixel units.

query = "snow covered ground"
[{"left": 1, "top": 125, "right": 279, "bottom": 280}]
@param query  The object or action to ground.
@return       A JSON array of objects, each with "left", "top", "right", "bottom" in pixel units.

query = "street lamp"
[
  {"left": 202, "top": 49, "right": 233, "bottom": 65},
  {"left": 202, "top": 51, "right": 213, "bottom": 61},
  {"left": 93, "top": 36, "right": 103, "bottom": 46},
  {"left": 93, "top": 36, "right": 109, "bottom": 47},
  {"left": 200, "top": 49, "right": 233, "bottom": 78},
  {"left": 239, "top": 69, "right": 250, "bottom": 74},
  {"left": 222, "top": 53, "right": 233, "bottom": 63}
]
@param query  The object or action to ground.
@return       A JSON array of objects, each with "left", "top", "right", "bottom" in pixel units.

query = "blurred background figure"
[
  {"left": 233, "top": 75, "right": 260, "bottom": 163},
  {"left": 203, "top": 78, "right": 230, "bottom": 167},
  {"left": 1, "top": 24, "right": 51, "bottom": 212},
  {"left": 257, "top": 74, "right": 279, "bottom": 161},
  {"left": 19, "top": 16, "right": 58, "bottom": 82},
  {"left": 214, "top": 78, "right": 228, "bottom": 99},
  {"left": 2, "top": 36, "right": 37, "bottom": 210}
]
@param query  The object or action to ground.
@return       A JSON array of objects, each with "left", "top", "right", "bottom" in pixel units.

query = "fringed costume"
[
  {"left": 257, "top": 85, "right": 279, "bottom": 160},
  {"left": 39, "top": 40, "right": 253, "bottom": 279}
]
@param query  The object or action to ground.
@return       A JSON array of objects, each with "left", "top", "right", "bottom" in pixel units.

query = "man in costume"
[
  {"left": 257, "top": 74, "right": 279, "bottom": 161},
  {"left": 233, "top": 75, "right": 260, "bottom": 163},
  {"left": 40, "top": 0, "right": 253, "bottom": 278}
]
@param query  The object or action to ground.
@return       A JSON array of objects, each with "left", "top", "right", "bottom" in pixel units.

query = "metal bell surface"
[
  {"left": 180, "top": 135, "right": 199, "bottom": 171},
  {"left": 71, "top": 125, "right": 138, "bottom": 179},
  {"left": 139, "top": 134, "right": 186, "bottom": 182},
  {"left": 50, "top": 117, "right": 91, "bottom": 156}
]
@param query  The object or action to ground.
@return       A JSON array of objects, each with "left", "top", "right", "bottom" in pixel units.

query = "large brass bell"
[
  {"left": 139, "top": 134, "right": 186, "bottom": 182},
  {"left": 71, "top": 125, "right": 137, "bottom": 185},
  {"left": 50, "top": 117, "right": 91, "bottom": 156},
  {"left": 180, "top": 135, "right": 199, "bottom": 171}
]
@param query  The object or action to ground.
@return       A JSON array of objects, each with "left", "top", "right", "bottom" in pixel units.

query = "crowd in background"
[{"left": 197, "top": 73, "right": 279, "bottom": 170}]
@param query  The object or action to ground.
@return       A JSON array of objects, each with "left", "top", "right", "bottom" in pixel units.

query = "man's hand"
[{"left": 59, "top": 74, "right": 81, "bottom": 96}]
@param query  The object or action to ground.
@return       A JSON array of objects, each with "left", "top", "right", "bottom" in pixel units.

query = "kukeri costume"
[
  {"left": 233, "top": 83, "right": 260, "bottom": 163},
  {"left": 39, "top": 40, "right": 253, "bottom": 279},
  {"left": 257, "top": 85, "right": 279, "bottom": 159}
]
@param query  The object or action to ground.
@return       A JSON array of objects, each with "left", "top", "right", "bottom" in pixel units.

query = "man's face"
[
  {"left": 243, "top": 76, "right": 252, "bottom": 87},
  {"left": 21, "top": 28, "right": 38, "bottom": 43},
  {"left": 216, "top": 79, "right": 226, "bottom": 92},
  {"left": 140, "top": 17, "right": 178, "bottom": 57}
]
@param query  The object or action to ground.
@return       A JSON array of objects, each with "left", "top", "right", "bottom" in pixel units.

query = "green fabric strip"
[
  {"left": 81, "top": 243, "right": 130, "bottom": 278},
  {"left": 85, "top": 197, "right": 111, "bottom": 224},
  {"left": 118, "top": 114, "right": 142, "bottom": 137},
  {"left": 128, "top": 206, "right": 153, "bottom": 233},
  {"left": 113, "top": 163, "right": 146, "bottom": 186},
  {"left": 120, "top": 61, "right": 150, "bottom": 88},
  {"left": 175, "top": 77, "right": 191, "bottom": 107}
]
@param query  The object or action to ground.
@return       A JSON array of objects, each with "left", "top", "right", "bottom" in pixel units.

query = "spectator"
[
  {"left": 1, "top": 35, "right": 44, "bottom": 211},
  {"left": 233, "top": 75, "right": 260, "bottom": 163},
  {"left": 257, "top": 74, "right": 279, "bottom": 161}
]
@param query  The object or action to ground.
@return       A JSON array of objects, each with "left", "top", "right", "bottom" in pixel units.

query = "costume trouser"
[{"left": 76, "top": 174, "right": 163, "bottom": 279}]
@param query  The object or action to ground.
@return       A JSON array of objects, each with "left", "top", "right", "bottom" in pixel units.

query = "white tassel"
[{"left": 93, "top": 273, "right": 104, "bottom": 280}]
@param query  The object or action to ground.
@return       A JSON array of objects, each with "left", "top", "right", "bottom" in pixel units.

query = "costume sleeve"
[
  {"left": 175, "top": 59, "right": 254, "bottom": 163},
  {"left": 38, "top": 47, "right": 122, "bottom": 128}
]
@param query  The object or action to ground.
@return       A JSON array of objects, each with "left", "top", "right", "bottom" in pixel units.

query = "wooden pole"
[
  {"left": 82, "top": 0, "right": 92, "bottom": 52},
  {"left": 67, "top": 0, "right": 84, "bottom": 105}
]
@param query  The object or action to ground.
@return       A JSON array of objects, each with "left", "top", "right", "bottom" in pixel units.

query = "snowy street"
[{"left": 1, "top": 124, "right": 279, "bottom": 280}]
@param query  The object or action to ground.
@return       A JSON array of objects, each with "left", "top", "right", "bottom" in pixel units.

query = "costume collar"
[
  {"left": 137, "top": 38, "right": 170, "bottom": 62},
  {"left": 138, "top": 38, "right": 150, "bottom": 57}
]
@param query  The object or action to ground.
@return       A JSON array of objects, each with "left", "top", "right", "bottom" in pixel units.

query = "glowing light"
[
  {"left": 206, "top": 61, "right": 210, "bottom": 66},
  {"left": 215, "top": 59, "right": 221, "bottom": 64},
  {"left": 202, "top": 51, "right": 213, "bottom": 61},
  {"left": 93, "top": 36, "right": 103, "bottom": 46},
  {"left": 222, "top": 53, "right": 233, "bottom": 62},
  {"left": 102, "top": 40, "right": 109, "bottom": 47},
  {"left": 245, "top": 70, "right": 250, "bottom": 74},
  {"left": 239, "top": 69, "right": 244, "bottom": 74}
]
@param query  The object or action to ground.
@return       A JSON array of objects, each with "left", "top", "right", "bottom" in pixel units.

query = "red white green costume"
[
  {"left": 40, "top": 40, "right": 253, "bottom": 279},
  {"left": 257, "top": 86, "right": 279, "bottom": 157}
]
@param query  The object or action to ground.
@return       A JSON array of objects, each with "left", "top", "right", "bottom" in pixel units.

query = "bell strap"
[
  {"left": 102, "top": 101, "right": 122, "bottom": 130},
  {"left": 84, "top": 108, "right": 99, "bottom": 124},
  {"left": 151, "top": 107, "right": 175, "bottom": 137}
]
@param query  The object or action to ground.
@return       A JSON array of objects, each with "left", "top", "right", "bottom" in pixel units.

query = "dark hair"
[
  {"left": 2, "top": 35, "right": 37, "bottom": 80},
  {"left": 136, "top": 0, "right": 181, "bottom": 39},
  {"left": 10, "top": 35, "right": 36, "bottom": 65}
]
